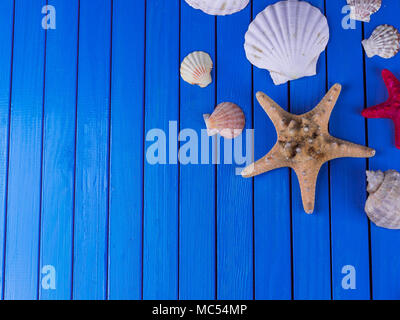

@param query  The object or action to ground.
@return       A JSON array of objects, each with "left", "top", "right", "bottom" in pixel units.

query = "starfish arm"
[
  {"left": 326, "top": 137, "right": 376, "bottom": 160},
  {"left": 256, "top": 91, "right": 291, "bottom": 131},
  {"left": 362, "top": 102, "right": 394, "bottom": 119},
  {"left": 382, "top": 69, "right": 400, "bottom": 98},
  {"left": 241, "top": 144, "right": 288, "bottom": 178},
  {"left": 306, "top": 84, "right": 342, "bottom": 131},
  {"left": 293, "top": 164, "right": 321, "bottom": 214}
]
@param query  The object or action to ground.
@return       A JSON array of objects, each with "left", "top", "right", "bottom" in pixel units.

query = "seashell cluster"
[
  {"left": 365, "top": 170, "right": 400, "bottom": 229},
  {"left": 184, "top": 0, "right": 249, "bottom": 16},
  {"left": 362, "top": 25, "right": 400, "bottom": 59},
  {"left": 203, "top": 102, "right": 245, "bottom": 139},
  {"left": 180, "top": 51, "right": 213, "bottom": 88},
  {"left": 347, "top": 0, "right": 382, "bottom": 22},
  {"left": 244, "top": 0, "right": 329, "bottom": 85}
]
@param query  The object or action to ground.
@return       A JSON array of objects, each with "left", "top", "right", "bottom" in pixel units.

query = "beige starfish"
[{"left": 242, "top": 84, "right": 376, "bottom": 214}]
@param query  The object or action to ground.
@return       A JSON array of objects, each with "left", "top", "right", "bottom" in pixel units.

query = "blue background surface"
[{"left": 0, "top": 0, "right": 399, "bottom": 300}]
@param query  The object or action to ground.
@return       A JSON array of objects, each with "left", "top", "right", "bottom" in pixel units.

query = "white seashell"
[
  {"left": 180, "top": 51, "right": 213, "bottom": 88},
  {"left": 185, "top": 0, "right": 249, "bottom": 16},
  {"left": 365, "top": 170, "right": 400, "bottom": 230},
  {"left": 347, "top": 0, "right": 382, "bottom": 22},
  {"left": 244, "top": 0, "right": 329, "bottom": 85},
  {"left": 203, "top": 102, "right": 245, "bottom": 139},
  {"left": 362, "top": 24, "right": 400, "bottom": 59}
]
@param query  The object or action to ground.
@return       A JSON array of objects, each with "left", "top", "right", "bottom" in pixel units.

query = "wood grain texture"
[
  {"left": 0, "top": 0, "right": 14, "bottom": 300},
  {"left": 0, "top": 0, "right": 400, "bottom": 300},
  {"left": 143, "top": 0, "right": 179, "bottom": 300},
  {"left": 216, "top": 7, "right": 253, "bottom": 300},
  {"left": 108, "top": 0, "right": 145, "bottom": 300},
  {"left": 290, "top": 0, "right": 331, "bottom": 301},
  {"left": 73, "top": 0, "right": 111, "bottom": 300},
  {"left": 364, "top": 2, "right": 400, "bottom": 300},
  {"left": 39, "top": 0, "right": 78, "bottom": 300},
  {"left": 252, "top": 0, "right": 292, "bottom": 301},
  {"left": 326, "top": 1, "right": 371, "bottom": 300},
  {"left": 179, "top": 0, "right": 216, "bottom": 300},
  {"left": 4, "top": 0, "right": 46, "bottom": 300}
]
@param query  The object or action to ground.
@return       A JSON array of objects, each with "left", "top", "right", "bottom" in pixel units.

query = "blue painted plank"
[
  {"left": 326, "top": 1, "right": 371, "bottom": 300},
  {"left": 0, "top": 0, "right": 14, "bottom": 300},
  {"left": 252, "top": 0, "right": 292, "bottom": 300},
  {"left": 216, "top": 7, "right": 253, "bottom": 300},
  {"left": 73, "top": 0, "right": 111, "bottom": 300},
  {"left": 143, "top": 0, "right": 179, "bottom": 300},
  {"left": 4, "top": 0, "right": 46, "bottom": 300},
  {"left": 39, "top": 0, "right": 78, "bottom": 300},
  {"left": 179, "top": 0, "right": 215, "bottom": 300},
  {"left": 108, "top": 0, "right": 145, "bottom": 300},
  {"left": 290, "top": 0, "right": 331, "bottom": 300},
  {"left": 364, "top": 1, "right": 400, "bottom": 300}
]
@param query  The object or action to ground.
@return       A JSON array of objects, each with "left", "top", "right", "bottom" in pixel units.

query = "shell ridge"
[
  {"left": 265, "top": 3, "right": 292, "bottom": 72},
  {"left": 298, "top": 5, "right": 328, "bottom": 63},
  {"left": 245, "top": 9, "right": 290, "bottom": 69},
  {"left": 246, "top": 14, "right": 287, "bottom": 70}
]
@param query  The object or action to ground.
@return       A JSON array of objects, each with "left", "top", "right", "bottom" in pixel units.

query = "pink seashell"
[
  {"left": 347, "top": 0, "right": 381, "bottom": 22},
  {"left": 203, "top": 102, "right": 245, "bottom": 139},
  {"left": 180, "top": 51, "right": 213, "bottom": 88}
]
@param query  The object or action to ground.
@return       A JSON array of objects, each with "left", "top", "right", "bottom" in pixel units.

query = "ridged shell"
[
  {"left": 185, "top": 0, "right": 249, "bottom": 16},
  {"left": 362, "top": 24, "right": 400, "bottom": 59},
  {"left": 180, "top": 51, "right": 213, "bottom": 88},
  {"left": 244, "top": 0, "right": 329, "bottom": 85},
  {"left": 347, "top": 0, "right": 382, "bottom": 22},
  {"left": 203, "top": 102, "right": 245, "bottom": 139},
  {"left": 365, "top": 170, "right": 400, "bottom": 230}
]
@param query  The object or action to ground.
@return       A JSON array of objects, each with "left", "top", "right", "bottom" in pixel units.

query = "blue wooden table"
[{"left": 0, "top": 0, "right": 399, "bottom": 300}]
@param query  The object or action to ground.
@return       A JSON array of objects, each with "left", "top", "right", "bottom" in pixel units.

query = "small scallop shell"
[
  {"left": 180, "top": 51, "right": 213, "bottom": 88},
  {"left": 365, "top": 170, "right": 400, "bottom": 230},
  {"left": 347, "top": 0, "right": 382, "bottom": 22},
  {"left": 203, "top": 102, "right": 245, "bottom": 139},
  {"left": 362, "top": 24, "right": 400, "bottom": 59},
  {"left": 185, "top": 0, "right": 249, "bottom": 16}
]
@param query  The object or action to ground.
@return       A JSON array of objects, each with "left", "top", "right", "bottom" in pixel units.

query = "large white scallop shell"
[
  {"left": 347, "top": 0, "right": 382, "bottom": 22},
  {"left": 244, "top": 0, "right": 329, "bottom": 85},
  {"left": 203, "top": 102, "right": 245, "bottom": 139},
  {"left": 180, "top": 51, "right": 213, "bottom": 88},
  {"left": 365, "top": 170, "right": 400, "bottom": 230},
  {"left": 185, "top": 0, "right": 249, "bottom": 16},
  {"left": 362, "top": 24, "right": 400, "bottom": 59}
]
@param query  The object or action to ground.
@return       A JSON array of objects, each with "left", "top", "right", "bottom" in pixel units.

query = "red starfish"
[{"left": 362, "top": 69, "right": 400, "bottom": 149}]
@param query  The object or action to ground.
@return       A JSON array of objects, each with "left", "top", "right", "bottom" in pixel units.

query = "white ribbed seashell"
[
  {"left": 362, "top": 24, "right": 400, "bottom": 59},
  {"left": 185, "top": 0, "right": 249, "bottom": 16},
  {"left": 244, "top": 0, "right": 329, "bottom": 85},
  {"left": 365, "top": 170, "right": 400, "bottom": 230},
  {"left": 180, "top": 51, "right": 213, "bottom": 88},
  {"left": 203, "top": 102, "right": 245, "bottom": 139},
  {"left": 347, "top": 0, "right": 382, "bottom": 22}
]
